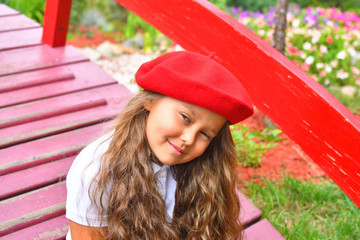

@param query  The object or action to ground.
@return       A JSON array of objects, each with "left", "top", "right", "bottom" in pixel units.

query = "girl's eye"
[
  {"left": 181, "top": 113, "right": 190, "bottom": 123},
  {"left": 200, "top": 131, "right": 210, "bottom": 140}
]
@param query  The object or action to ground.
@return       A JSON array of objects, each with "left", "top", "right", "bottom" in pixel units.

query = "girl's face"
[{"left": 144, "top": 96, "right": 226, "bottom": 166}]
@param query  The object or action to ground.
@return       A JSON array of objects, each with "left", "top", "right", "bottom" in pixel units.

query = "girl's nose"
[{"left": 180, "top": 129, "right": 196, "bottom": 146}]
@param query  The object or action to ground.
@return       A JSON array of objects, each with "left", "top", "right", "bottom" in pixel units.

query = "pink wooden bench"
[{"left": 0, "top": 2, "right": 287, "bottom": 239}]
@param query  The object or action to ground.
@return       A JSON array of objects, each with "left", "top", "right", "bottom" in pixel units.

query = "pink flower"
[
  {"left": 320, "top": 70, "right": 327, "bottom": 77},
  {"left": 326, "top": 36, "right": 333, "bottom": 44},
  {"left": 288, "top": 46, "right": 298, "bottom": 55},
  {"left": 301, "top": 62, "right": 310, "bottom": 71},
  {"left": 331, "top": 60, "right": 338, "bottom": 68}
]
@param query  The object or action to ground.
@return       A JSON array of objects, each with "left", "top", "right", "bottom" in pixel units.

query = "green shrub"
[
  {"left": 226, "top": 0, "right": 276, "bottom": 12},
  {"left": 231, "top": 125, "right": 284, "bottom": 168}
]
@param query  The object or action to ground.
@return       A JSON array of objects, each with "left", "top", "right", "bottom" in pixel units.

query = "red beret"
[{"left": 135, "top": 51, "right": 254, "bottom": 124}]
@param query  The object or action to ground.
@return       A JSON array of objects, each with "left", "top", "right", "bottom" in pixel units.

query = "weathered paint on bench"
[
  {"left": 0, "top": 45, "right": 88, "bottom": 78},
  {"left": 0, "top": 62, "right": 120, "bottom": 108},
  {"left": 114, "top": 0, "right": 360, "bottom": 208},
  {"left": 0, "top": 182, "right": 66, "bottom": 236},
  {"left": 0, "top": 4, "right": 19, "bottom": 17},
  {"left": 0, "top": 14, "right": 40, "bottom": 33},
  {"left": 0, "top": 215, "right": 69, "bottom": 240},
  {"left": 0, "top": 123, "right": 107, "bottom": 176},
  {"left": 0, "top": 28, "right": 43, "bottom": 51}
]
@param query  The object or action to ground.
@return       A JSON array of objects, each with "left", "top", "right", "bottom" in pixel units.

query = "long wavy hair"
[{"left": 89, "top": 90, "right": 243, "bottom": 239}]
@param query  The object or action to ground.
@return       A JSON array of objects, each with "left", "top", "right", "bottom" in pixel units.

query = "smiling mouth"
[{"left": 167, "top": 140, "right": 183, "bottom": 155}]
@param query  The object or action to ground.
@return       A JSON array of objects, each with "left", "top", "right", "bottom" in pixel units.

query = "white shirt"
[{"left": 65, "top": 133, "right": 177, "bottom": 239}]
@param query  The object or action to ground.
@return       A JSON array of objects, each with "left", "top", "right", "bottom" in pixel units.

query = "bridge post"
[{"left": 42, "top": 0, "right": 72, "bottom": 47}]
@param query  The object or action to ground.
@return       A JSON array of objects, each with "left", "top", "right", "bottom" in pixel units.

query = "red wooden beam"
[
  {"left": 42, "top": 0, "right": 72, "bottom": 47},
  {"left": 114, "top": 0, "right": 360, "bottom": 207}
]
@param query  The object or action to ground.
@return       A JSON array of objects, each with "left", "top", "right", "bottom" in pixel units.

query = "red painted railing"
[{"left": 41, "top": 0, "right": 360, "bottom": 208}]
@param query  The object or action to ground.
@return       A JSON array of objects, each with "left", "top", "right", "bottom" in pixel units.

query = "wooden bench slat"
[
  {"left": 0, "top": 14, "right": 40, "bottom": 33},
  {"left": 0, "top": 84, "right": 129, "bottom": 129},
  {"left": 0, "top": 28, "right": 43, "bottom": 51},
  {"left": 0, "top": 62, "right": 119, "bottom": 108},
  {"left": 0, "top": 156, "right": 74, "bottom": 199},
  {"left": 236, "top": 189, "right": 262, "bottom": 227},
  {"left": 7, "top": 157, "right": 72, "bottom": 201},
  {"left": 0, "top": 96, "right": 129, "bottom": 148},
  {"left": 0, "top": 182, "right": 66, "bottom": 236},
  {"left": 0, "top": 215, "right": 68, "bottom": 240},
  {"left": 0, "top": 98, "right": 107, "bottom": 129},
  {"left": 244, "top": 219, "right": 285, "bottom": 240},
  {"left": 0, "top": 72, "right": 74, "bottom": 95},
  {"left": 0, "top": 123, "right": 108, "bottom": 175},
  {"left": 0, "top": 4, "right": 19, "bottom": 17},
  {"left": 0, "top": 45, "right": 88, "bottom": 78}
]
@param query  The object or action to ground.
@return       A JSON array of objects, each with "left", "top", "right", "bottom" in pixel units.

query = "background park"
[{"left": 2, "top": 0, "right": 360, "bottom": 239}]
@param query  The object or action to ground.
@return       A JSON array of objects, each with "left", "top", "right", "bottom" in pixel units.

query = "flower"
[
  {"left": 351, "top": 67, "right": 360, "bottom": 75},
  {"left": 320, "top": 45, "right": 328, "bottom": 54},
  {"left": 331, "top": 60, "right": 338, "bottom": 68},
  {"left": 292, "top": 19, "right": 300, "bottom": 27},
  {"left": 326, "top": 36, "right": 333, "bottom": 44},
  {"left": 336, "top": 69, "right": 349, "bottom": 79},
  {"left": 305, "top": 56, "right": 315, "bottom": 65},
  {"left": 316, "top": 63, "right": 324, "bottom": 69},
  {"left": 301, "top": 62, "right": 310, "bottom": 71},
  {"left": 320, "top": 70, "right": 327, "bottom": 77},
  {"left": 325, "top": 65, "right": 332, "bottom": 73},
  {"left": 303, "top": 42, "right": 311, "bottom": 50},
  {"left": 337, "top": 50, "right": 346, "bottom": 60},
  {"left": 288, "top": 46, "right": 298, "bottom": 55}
]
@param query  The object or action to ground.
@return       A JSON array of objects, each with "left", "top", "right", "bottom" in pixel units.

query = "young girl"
[{"left": 66, "top": 51, "right": 254, "bottom": 240}]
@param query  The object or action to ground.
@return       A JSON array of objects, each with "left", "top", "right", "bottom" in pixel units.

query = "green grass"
[{"left": 242, "top": 176, "right": 360, "bottom": 239}]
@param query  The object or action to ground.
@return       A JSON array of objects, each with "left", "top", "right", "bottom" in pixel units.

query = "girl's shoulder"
[{"left": 66, "top": 131, "right": 113, "bottom": 227}]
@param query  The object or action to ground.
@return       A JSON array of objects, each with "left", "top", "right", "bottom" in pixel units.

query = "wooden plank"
[
  {"left": 0, "top": 85, "right": 131, "bottom": 148},
  {"left": 115, "top": 0, "right": 360, "bottom": 207},
  {"left": 0, "top": 182, "right": 66, "bottom": 236},
  {"left": 0, "top": 61, "right": 119, "bottom": 108},
  {"left": 0, "top": 14, "right": 40, "bottom": 33},
  {"left": 0, "top": 4, "right": 19, "bottom": 17},
  {"left": 0, "top": 215, "right": 68, "bottom": 240},
  {"left": 0, "top": 84, "right": 128, "bottom": 128},
  {"left": 236, "top": 189, "right": 262, "bottom": 227},
  {"left": 0, "top": 123, "right": 107, "bottom": 175},
  {"left": 0, "top": 156, "right": 74, "bottom": 199},
  {"left": 0, "top": 44, "right": 88, "bottom": 77},
  {"left": 42, "top": 0, "right": 72, "bottom": 47},
  {"left": 243, "top": 219, "right": 285, "bottom": 240},
  {"left": 0, "top": 28, "right": 43, "bottom": 51},
  {"left": 0, "top": 72, "right": 75, "bottom": 95}
]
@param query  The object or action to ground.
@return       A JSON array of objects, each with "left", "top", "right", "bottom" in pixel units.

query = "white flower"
[
  {"left": 303, "top": 42, "right": 311, "bottom": 50},
  {"left": 311, "top": 31, "right": 321, "bottom": 44},
  {"left": 337, "top": 50, "right": 346, "bottom": 60},
  {"left": 348, "top": 46, "right": 357, "bottom": 57},
  {"left": 258, "top": 29, "right": 265, "bottom": 36},
  {"left": 305, "top": 56, "right": 315, "bottom": 65},
  {"left": 316, "top": 63, "right": 324, "bottom": 69},
  {"left": 292, "top": 19, "right": 300, "bottom": 27},
  {"left": 337, "top": 69, "right": 349, "bottom": 79},
  {"left": 325, "top": 65, "right": 332, "bottom": 73},
  {"left": 300, "top": 52, "right": 306, "bottom": 59},
  {"left": 319, "top": 45, "right": 328, "bottom": 54}
]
